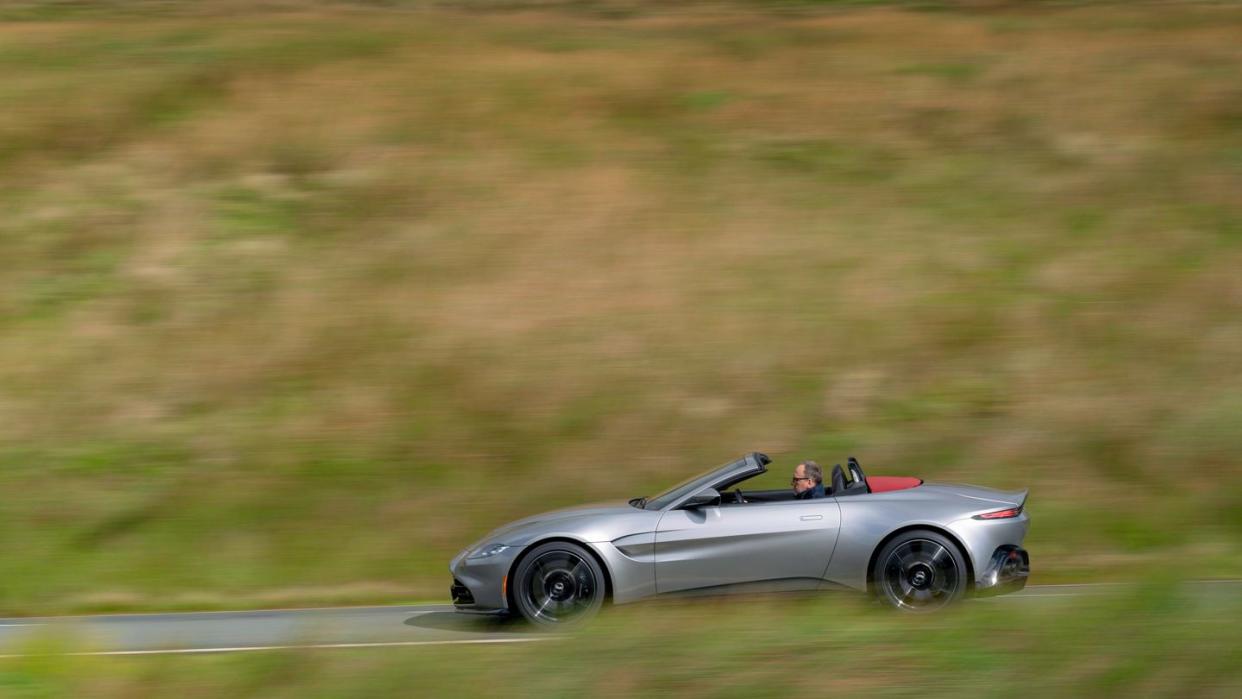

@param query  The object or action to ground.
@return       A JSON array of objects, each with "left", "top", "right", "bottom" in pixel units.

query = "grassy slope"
[{"left": 0, "top": 2, "right": 1240, "bottom": 614}]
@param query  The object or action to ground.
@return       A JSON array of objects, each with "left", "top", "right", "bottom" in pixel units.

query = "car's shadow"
[{"left": 403, "top": 611, "right": 533, "bottom": 634}]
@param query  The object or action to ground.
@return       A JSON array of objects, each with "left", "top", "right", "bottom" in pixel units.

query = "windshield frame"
[{"left": 641, "top": 455, "right": 765, "bottom": 511}]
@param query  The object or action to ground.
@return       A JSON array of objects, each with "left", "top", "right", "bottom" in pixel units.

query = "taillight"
[{"left": 973, "top": 506, "right": 1023, "bottom": 520}]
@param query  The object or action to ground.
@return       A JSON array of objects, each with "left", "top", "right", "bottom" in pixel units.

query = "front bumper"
[
  {"left": 449, "top": 546, "right": 521, "bottom": 613},
  {"left": 975, "top": 545, "right": 1029, "bottom": 597}
]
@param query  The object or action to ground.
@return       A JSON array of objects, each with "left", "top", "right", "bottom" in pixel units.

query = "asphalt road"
[{"left": 1, "top": 581, "right": 1237, "bottom": 657}]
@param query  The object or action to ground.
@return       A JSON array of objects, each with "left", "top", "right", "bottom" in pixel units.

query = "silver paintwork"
[{"left": 450, "top": 453, "right": 1030, "bottom": 612}]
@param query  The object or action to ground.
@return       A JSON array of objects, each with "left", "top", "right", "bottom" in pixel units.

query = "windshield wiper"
[{"left": 628, "top": 496, "right": 647, "bottom": 509}]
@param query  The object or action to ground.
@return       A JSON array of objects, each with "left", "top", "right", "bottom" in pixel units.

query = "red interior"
[{"left": 867, "top": 476, "right": 923, "bottom": 493}]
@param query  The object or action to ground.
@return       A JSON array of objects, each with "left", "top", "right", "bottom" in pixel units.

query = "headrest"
[{"left": 831, "top": 464, "right": 846, "bottom": 494}]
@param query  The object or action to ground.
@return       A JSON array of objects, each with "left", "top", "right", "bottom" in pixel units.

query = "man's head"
[{"left": 792, "top": 460, "right": 823, "bottom": 494}]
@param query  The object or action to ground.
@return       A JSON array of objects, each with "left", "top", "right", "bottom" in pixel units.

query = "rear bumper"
[{"left": 974, "top": 545, "right": 1029, "bottom": 597}]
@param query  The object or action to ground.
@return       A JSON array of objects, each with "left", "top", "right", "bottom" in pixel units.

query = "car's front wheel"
[
  {"left": 511, "top": 541, "right": 606, "bottom": 626},
  {"left": 872, "top": 530, "right": 968, "bottom": 612}
]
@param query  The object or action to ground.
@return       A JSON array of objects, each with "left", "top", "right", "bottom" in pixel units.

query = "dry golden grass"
[{"left": 0, "top": 2, "right": 1239, "bottom": 612}]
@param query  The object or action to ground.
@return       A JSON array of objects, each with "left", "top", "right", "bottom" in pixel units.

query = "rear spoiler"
[
  {"left": 972, "top": 489, "right": 1028, "bottom": 520},
  {"left": 982, "top": 487, "right": 1028, "bottom": 508},
  {"left": 998, "top": 488, "right": 1028, "bottom": 508}
]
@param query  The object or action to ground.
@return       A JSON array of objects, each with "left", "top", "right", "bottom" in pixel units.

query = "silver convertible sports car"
[{"left": 450, "top": 453, "right": 1030, "bottom": 624}]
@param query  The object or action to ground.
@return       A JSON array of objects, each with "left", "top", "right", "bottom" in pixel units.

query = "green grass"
[
  {"left": 0, "top": 1, "right": 1241, "bottom": 617},
  {"left": 2, "top": 581, "right": 1240, "bottom": 698}
]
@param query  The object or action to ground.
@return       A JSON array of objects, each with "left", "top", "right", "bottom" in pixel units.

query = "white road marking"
[
  {"left": 0, "top": 636, "right": 557, "bottom": 658},
  {"left": 0, "top": 606, "right": 451, "bottom": 627},
  {"left": 0, "top": 602, "right": 452, "bottom": 624}
]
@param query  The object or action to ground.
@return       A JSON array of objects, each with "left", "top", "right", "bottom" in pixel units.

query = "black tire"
[
  {"left": 872, "top": 530, "right": 968, "bottom": 612},
  {"left": 511, "top": 541, "right": 606, "bottom": 626}
]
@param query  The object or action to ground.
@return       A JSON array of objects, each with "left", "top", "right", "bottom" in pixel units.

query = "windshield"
[{"left": 641, "top": 458, "right": 747, "bottom": 510}]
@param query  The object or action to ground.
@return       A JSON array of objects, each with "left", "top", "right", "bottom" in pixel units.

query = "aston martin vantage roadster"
[{"left": 450, "top": 453, "right": 1030, "bottom": 624}]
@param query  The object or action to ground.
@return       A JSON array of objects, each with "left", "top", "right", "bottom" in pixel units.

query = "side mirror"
[{"left": 683, "top": 488, "right": 720, "bottom": 509}]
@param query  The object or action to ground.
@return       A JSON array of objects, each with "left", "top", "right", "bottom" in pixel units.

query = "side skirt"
[{"left": 656, "top": 577, "right": 828, "bottom": 600}]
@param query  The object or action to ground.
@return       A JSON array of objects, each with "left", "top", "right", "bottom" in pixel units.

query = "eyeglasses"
[{"left": 790, "top": 476, "right": 813, "bottom": 485}]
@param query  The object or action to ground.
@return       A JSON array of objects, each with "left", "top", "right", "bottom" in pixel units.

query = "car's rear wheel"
[
  {"left": 511, "top": 541, "right": 606, "bottom": 626},
  {"left": 872, "top": 530, "right": 967, "bottom": 612}
]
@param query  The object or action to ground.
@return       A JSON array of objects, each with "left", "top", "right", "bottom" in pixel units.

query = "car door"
[{"left": 654, "top": 498, "right": 842, "bottom": 594}]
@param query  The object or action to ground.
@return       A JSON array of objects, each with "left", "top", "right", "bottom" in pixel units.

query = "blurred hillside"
[{"left": 1, "top": 0, "right": 1239, "bottom": 613}]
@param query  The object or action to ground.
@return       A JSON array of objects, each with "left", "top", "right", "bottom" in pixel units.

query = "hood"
[{"left": 466, "top": 501, "right": 655, "bottom": 552}]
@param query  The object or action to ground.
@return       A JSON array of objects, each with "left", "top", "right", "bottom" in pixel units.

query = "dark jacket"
[{"left": 795, "top": 482, "right": 826, "bottom": 500}]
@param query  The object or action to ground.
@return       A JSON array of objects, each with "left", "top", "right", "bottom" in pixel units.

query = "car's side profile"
[{"left": 450, "top": 453, "right": 1030, "bottom": 624}]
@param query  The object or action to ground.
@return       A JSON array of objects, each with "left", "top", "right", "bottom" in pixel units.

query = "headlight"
[{"left": 467, "top": 543, "right": 511, "bottom": 560}]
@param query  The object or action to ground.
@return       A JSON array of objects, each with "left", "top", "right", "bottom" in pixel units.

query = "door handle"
[{"left": 800, "top": 514, "right": 823, "bottom": 521}]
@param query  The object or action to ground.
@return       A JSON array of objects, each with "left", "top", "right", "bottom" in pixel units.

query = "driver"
[{"left": 792, "top": 461, "right": 825, "bottom": 499}]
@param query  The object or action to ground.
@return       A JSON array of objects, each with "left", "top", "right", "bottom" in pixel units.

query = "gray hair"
[{"left": 800, "top": 460, "right": 823, "bottom": 484}]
